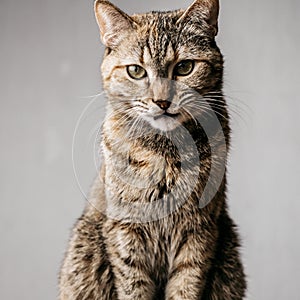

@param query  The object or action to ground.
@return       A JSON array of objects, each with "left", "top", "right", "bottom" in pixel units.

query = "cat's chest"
[{"left": 103, "top": 210, "right": 201, "bottom": 277}]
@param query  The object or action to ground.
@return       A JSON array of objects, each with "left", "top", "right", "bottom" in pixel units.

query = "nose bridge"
[{"left": 150, "top": 78, "right": 170, "bottom": 101}]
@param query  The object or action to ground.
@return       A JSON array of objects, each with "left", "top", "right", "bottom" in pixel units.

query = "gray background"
[{"left": 1, "top": 0, "right": 299, "bottom": 299}]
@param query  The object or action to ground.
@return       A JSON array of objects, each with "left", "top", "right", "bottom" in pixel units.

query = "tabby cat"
[{"left": 59, "top": 0, "right": 247, "bottom": 299}]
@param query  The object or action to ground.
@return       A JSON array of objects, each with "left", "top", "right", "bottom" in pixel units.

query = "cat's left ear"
[
  {"left": 177, "top": 0, "right": 219, "bottom": 36},
  {"left": 94, "top": 0, "right": 136, "bottom": 48}
]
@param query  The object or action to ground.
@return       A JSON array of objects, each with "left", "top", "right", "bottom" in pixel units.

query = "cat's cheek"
[
  {"left": 106, "top": 78, "right": 148, "bottom": 99},
  {"left": 106, "top": 81, "right": 135, "bottom": 98}
]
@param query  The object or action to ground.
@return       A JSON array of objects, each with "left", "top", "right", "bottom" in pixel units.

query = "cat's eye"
[
  {"left": 127, "top": 65, "right": 147, "bottom": 80},
  {"left": 174, "top": 60, "right": 195, "bottom": 77}
]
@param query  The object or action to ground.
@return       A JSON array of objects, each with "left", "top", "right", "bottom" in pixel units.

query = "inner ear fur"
[
  {"left": 94, "top": 0, "right": 137, "bottom": 48},
  {"left": 177, "top": 0, "right": 219, "bottom": 36}
]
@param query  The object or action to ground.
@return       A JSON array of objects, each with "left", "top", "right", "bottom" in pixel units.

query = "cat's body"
[{"left": 59, "top": 0, "right": 246, "bottom": 299}]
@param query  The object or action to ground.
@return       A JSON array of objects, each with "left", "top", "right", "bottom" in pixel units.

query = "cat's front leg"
[
  {"left": 104, "top": 221, "right": 156, "bottom": 300},
  {"left": 165, "top": 263, "right": 207, "bottom": 300},
  {"left": 165, "top": 228, "right": 214, "bottom": 300},
  {"left": 112, "top": 264, "right": 156, "bottom": 300}
]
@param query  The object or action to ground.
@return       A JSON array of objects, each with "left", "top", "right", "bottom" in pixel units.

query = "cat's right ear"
[
  {"left": 177, "top": 0, "right": 219, "bottom": 36},
  {"left": 94, "top": 0, "right": 136, "bottom": 48}
]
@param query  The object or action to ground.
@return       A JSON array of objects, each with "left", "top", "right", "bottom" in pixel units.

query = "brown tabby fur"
[{"left": 59, "top": 0, "right": 247, "bottom": 299}]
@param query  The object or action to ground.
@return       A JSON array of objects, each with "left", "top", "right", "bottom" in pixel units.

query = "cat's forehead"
[
  {"left": 131, "top": 11, "right": 182, "bottom": 60},
  {"left": 132, "top": 10, "right": 183, "bottom": 32},
  {"left": 124, "top": 11, "right": 209, "bottom": 66}
]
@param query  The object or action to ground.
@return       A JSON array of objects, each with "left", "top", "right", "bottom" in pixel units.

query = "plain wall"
[{"left": 0, "top": 0, "right": 299, "bottom": 299}]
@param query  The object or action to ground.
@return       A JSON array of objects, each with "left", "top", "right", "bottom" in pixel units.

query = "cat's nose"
[{"left": 153, "top": 99, "right": 171, "bottom": 111}]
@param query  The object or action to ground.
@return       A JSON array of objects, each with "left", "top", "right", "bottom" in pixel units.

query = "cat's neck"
[{"left": 98, "top": 109, "right": 227, "bottom": 222}]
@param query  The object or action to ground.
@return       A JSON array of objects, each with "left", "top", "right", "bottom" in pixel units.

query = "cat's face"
[{"left": 95, "top": 0, "right": 223, "bottom": 132}]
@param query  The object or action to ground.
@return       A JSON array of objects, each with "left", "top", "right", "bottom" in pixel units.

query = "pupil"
[
  {"left": 127, "top": 65, "right": 146, "bottom": 79},
  {"left": 176, "top": 61, "right": 193, "bottom": 75},
  {"left": 181, "top": 63, "right": 189, "bottom": 71}
]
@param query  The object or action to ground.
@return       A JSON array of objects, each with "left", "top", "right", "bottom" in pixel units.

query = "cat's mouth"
[
  {"left": 153, "top": 112, "right": 180, "bottom": 120},
  {"left": 143, "top": 111, "right": 182, "bottom": 131}
]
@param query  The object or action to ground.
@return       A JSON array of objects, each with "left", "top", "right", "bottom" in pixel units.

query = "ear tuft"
[
  {"left": 177, "top": 0, "right": 219, "bottom": 36},
  {"left": 94, "top": 0, "right": 136, "bottom": 48}
]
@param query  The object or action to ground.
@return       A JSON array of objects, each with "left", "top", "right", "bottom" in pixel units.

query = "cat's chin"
[{"left": 143, "top": 115, "right": 181, "bottom": 132}]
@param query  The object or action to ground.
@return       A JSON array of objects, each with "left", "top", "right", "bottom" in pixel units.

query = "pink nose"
[{"left": 153, "top": 99, "right": 171, "bottom": 110}]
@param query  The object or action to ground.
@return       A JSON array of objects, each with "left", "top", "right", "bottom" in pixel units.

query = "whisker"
[
  {"left": 202, "top": 91, "right": 252, "bottom": 122},
  {"left": 198, "top": 95, "right": 250, "bottom": 124},
  {"left": 185, "top": 101, "right": 231, "bottom": 122},
  {"left": 181, "top": 107, "right": 198, "bottom": 126},
  {"left": 80, "top": 91, "right": 106, "bottom": 99}
]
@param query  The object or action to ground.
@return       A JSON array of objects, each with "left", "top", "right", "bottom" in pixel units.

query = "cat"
[{"left": 59, "top": 0, "right": 247, "bottom": 299}]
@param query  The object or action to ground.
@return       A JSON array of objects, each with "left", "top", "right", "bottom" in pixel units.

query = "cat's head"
[{"left": 94, "top": 0, "right": 224, "bottom": 132}]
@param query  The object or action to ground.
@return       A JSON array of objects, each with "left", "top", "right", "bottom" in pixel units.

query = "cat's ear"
[
  {"left": 177, "top": 0, "right": 219, "bottom": 36},
  {"left": 94, "top": 0, "right": 136, "bottom": 48}
]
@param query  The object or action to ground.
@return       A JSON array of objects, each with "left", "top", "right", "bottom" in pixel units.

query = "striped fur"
[{"left": 59, "top": 1, "right": 246, "bottom": 299}]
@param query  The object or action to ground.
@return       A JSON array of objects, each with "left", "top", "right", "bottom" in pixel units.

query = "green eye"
[
  {"left": 174, "top": 60, "right": 195, "bottom": 76},
  {"left": 127, "top": 65, "right": 147, "bottom": 80}
]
